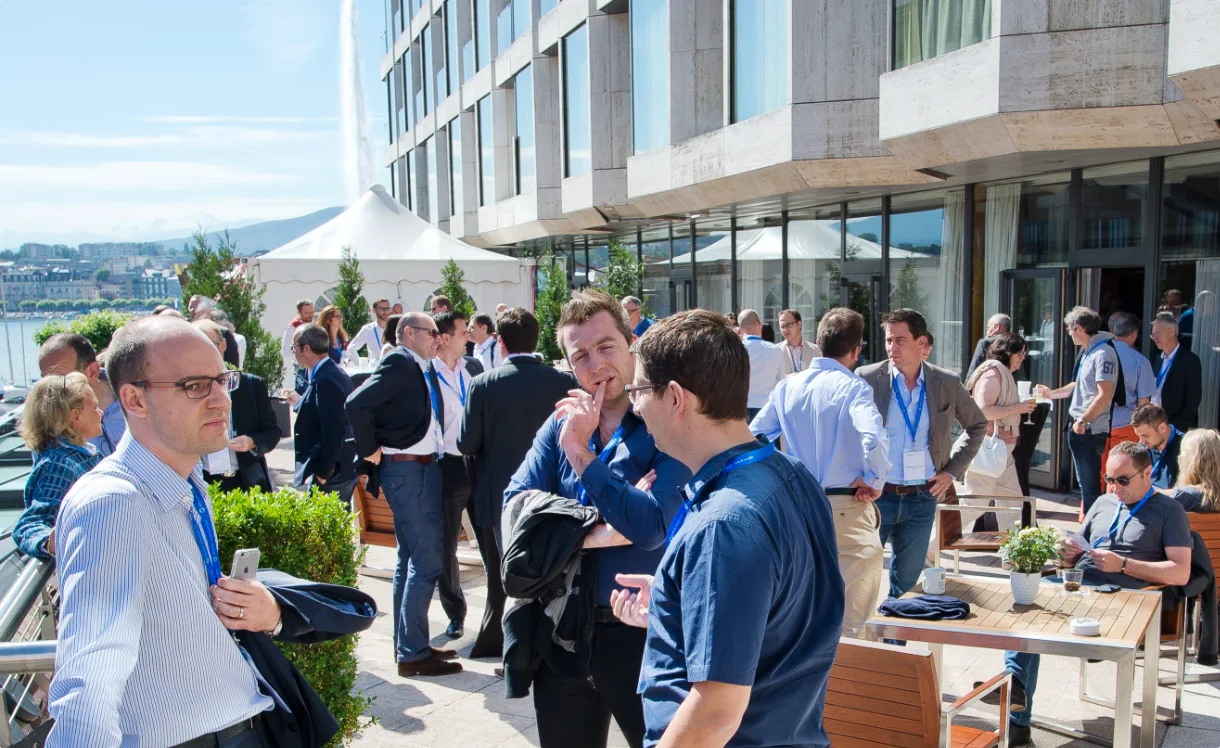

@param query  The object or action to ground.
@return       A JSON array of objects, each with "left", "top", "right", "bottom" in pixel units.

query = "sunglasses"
[
  {"left": 408, "top": 325, "right": 440, "bottom": 338},
  {"left": 1103, "top": 470, "right": 1146, "bottom": 487}
]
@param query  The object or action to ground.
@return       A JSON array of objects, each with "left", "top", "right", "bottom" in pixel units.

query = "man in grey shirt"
[{"left": 1036, "top": 307, "right": 1118, "bottom": 514}]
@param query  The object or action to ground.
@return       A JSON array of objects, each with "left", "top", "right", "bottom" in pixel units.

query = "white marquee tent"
[{"left": 251, "top": 184, "right": 534, "bottom": 338}]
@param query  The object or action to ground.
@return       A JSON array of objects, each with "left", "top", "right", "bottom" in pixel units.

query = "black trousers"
[
  {"left": 438, "top": 455, "right": 473, "bottom": 624},
  {"left": 532, "top": 620, "right": 647, "bottom": 748},
  {"left": 1013, "top": 403, "right": 1050, "bottom": 525},
  {"left": 469, "top": 522, "right": 505, "bottom": 659}
]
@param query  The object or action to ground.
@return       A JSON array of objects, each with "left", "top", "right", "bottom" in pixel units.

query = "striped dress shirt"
[{"left": 48, "top": 433, "right": 273, "bottom": 746}]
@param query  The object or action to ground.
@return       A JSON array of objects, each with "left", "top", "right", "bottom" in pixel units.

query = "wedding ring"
[{"left": 239, "top": 607, "right": 246, "bottom": 619}]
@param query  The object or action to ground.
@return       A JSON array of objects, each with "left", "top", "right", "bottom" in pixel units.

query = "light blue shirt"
[
  {"left": 885, "top": 364, "right": 935, "bottom": 484},
  {"left": 750, "top": 358, "right": 891, "bottom": 490},
  {"left": 88, "top": 399, "right": 127, "bottom": 457},
  {"left": 48, "top": 433, "right": 273, "bottom": 746},
  {"left": 1111, "top": 339, "right": 1156, "bottom": 429}
]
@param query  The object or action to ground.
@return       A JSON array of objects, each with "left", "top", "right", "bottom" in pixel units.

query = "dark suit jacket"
[
  {"left": 294, "top": 359, "right": 356, "bottom": 485},
  {"left": 203, "top": 373, "right": 281, "bottom": 493},
  {"left": 1155, "top": 347, "right": 1203, "bottom": 431},
  {"left": 457, "top": 355, "right": 578, "bottom": 527},
  {"left": 965, "top": 336, "right": 995, "bottom": 382},
  {"left": 857, "top": 360, "right": 988, "bottom": 480},
  {"left": 345, "top": 346, "right": 432, "bottom": 458}
]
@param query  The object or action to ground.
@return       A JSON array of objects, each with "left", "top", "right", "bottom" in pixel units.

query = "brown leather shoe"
[
  {"left": 398, "top": 656, "right": 463, "bottom": 677},
  {"left": 430, "top": 646, "right": 458, "bottom": 661}
]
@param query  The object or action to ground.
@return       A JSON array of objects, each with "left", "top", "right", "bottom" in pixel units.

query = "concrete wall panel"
[
  {"left": 792, "top": 0, "right": 885, "bottom": 105},
  {"left": 1047, "top": 0, "right": 1166, "bottom": 33},
  {"left": 879, "top": 40, "right": 1001, "bottom": 141}
]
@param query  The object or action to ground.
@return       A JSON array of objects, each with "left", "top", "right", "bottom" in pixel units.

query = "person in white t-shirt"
[
  {"left": 348, "top": 298, "right": 393, "bottom": 365},
  {"left": 737, "top": 309, "right": 786, "bottom": 420}
]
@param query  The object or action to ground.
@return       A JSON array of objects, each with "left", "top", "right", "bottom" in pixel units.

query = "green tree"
[
  {"left": 596, "top": 240, "right": 643, "bottom": 304},
  {"left": 94, "top": 267, "right": 111, "bottom": 283},
  {"left": 438, "top": 259, "right": 476, "bottom": 318},
  {"left": 890, "top": 257, "right": 929, "bottom": 313},
  {"left": 54, "top": 299, "right": 73, "bottom": 312},
  {"left": 17, "top": 300, "right": 34, "bottom": 312},
  {"left": 72, "top": 298, "right": 91, "bottom": 311},
  {"left": 35, "top": 300, "right": 54, "bottom": 312},
  {"left": 95, "top": 298, "right": 111, "bottom": 310},
  {"left": 180, "top": 230, "right": 284, "bottom": 389},
  {"left": 34, "top": 310, "right": 132, "bottom": 351},
  {"left": 535, "top": 251, "right": 570, "bottom": 364},
  {"left": 333, "top": 247, "right": 371, "bottom": 345}
]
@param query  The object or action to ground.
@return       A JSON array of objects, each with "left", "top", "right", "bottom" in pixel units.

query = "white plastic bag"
[{"left": 969, "top": 433, "right": 1008, "bottom": 478}]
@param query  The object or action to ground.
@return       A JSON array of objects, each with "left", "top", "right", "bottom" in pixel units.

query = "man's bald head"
[{"left": 737, "top": 309, "right": 762, "bottom": 334}]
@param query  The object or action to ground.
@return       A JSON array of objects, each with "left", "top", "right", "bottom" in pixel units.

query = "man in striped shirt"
[{"left": 48, "top": 316, "right": 285, "bottom": 746}]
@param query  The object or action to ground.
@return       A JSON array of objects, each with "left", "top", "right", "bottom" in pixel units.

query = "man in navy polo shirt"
[
  {"left": 505, "top": 289, "right": 690, "bottom": 748},
  {"left": 612, "top": 309, "right": 843, "bottom": 747}
]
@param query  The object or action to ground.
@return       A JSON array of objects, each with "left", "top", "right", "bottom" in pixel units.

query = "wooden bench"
[
  {"left": 937, "top": 494, "right": 1038, "bottom": 574},
  {"left": 352, "top": 475, "right": 396, "bottom": 548},
  {"left": 825, "top": 639, "right": 1011, "bottom": 748}
]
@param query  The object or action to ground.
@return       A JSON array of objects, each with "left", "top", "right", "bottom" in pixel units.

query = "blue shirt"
[
  {"left": 751, "top": 358, "right": 890, "bottom": 490},
  {"left": 1111, "top": 339, "right": 1156, "bottom": 429},
  {"left": 885, "top": 365, "right": 934, "bottom": 484},
  {"left": 13, "top": 438, "right": 100, "bottom": 560},
  {"left": 88, "top": 399, "right": 127, "bottom": 457},
  {"left": 639, "top": 440, "right": 842, "bottom": 747},
  {"left": 633, "top": 317, "right": 654, "bottom": 338},
  {"left": 505, "top": 409, "right": 689, "bottom": 606},
  {"left": 48, "top": 433, "right": 274, "bottom": 746}
]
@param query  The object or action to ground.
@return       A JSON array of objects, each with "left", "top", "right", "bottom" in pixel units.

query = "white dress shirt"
[
  {"left": 348, "top": 322, "right": 388, "bottom": 364},
  {"left": 475, "top": 335, "right": 503, "bottom": 370},
  {"left": 751, "top": 357, "right": 890, "bottom": 490},
  {"left": 383, "top": 348, "right": 444, "bottom": 457},
  {"left": 742, "top": 336, "right": 787, "bottom": 409},
  {"left": 1153, "top": 344, "right": 1180, "bottom": 406},
  {"left": 48, "top": 434, "right": 274, "bottom": 746},
  {"left": 432, "top": 357, "right": 470, "bottom": 456}
]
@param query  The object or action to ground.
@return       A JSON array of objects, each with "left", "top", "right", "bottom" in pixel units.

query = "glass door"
[
  {"left": 1001, "top": 268, "right": 1066, "bottom": 489},
  {"left": 841, "top": 267, "right": 883, "bottom": 367}
]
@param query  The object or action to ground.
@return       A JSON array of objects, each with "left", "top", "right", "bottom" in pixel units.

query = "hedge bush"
[
  {"left": 34, "top": 310, "right": 133, "bottom": 352},
  {"left": 211, "top": 484, "right": 371, "bottom": 745}
]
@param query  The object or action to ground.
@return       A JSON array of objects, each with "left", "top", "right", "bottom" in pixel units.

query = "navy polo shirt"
[
  {"left": 639, "top": 440, "right": 844, "bottom": 747},
  {"left": 505, "top": 409, "right": 690, "bottom": 606},
  {"left": 1150, "top": 429, "right": 1182, "bottom": 490}
]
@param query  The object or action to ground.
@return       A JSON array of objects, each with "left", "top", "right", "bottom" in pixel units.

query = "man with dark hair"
[
  {"left": 858, "top": 308, "right": 986, "bottom": 598},
  {"left": 1104, "top": 311, "right": 1155, "bottom": 474},
  {"left": 504, "top": 289, "right": 689, "bottom": 748},
  {"left": 777, "top": 308, "right": 821, "bottom": 375},
  {"left": 287, "top": 323, "right": 358, "bottom": 506},
  {"left": 347, "top": 312, "right": 462, "bottom": 677},
  {"left": 430, "top": 295, "right": 452, "bottom": 314},
  {"left": 1035, "top": 306, "right": 1119, "bottom": 513},
  {"left": 470, "top": 312, "right": 502, "bottom": 370},
  {"left": 751, "top": 307, "right": 888, "bottom": 638},
  {"left": 613, "top": 309, "right": 843, "bottom": 747},
  {"left": 458, "top": 308, "right": 575, "bottom": 660},
  {"left": 38, "top": 332, "right": 126, "bottom": 456},
  {"left": 427, "top": 311, "right": 484, "bottom": 639},
  {"left": 282, "top": 299, "right": 316, "bottom": 392},
  {"left": 1151, "top": 312, "right": 1202, "bottom": 431},
  {"left": 1132, "top": 404, "right": 1183, "bottom": 489},
  {"left": 349, "top": 298, "right": 393, "bottom": 364},
  {"left": 992, "top": 440, "right": 1191, "bottom": 746},
  {"left": 737, "top": 309, "right": 785, "bottom": 420}
]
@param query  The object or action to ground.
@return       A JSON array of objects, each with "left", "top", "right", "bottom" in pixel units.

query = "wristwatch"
[
  {"left": 269, "top": 616, "right": 283, "bottom": 638},
  {"left": 1120, "top": 557, "right": 1128, "bottom": 574}
]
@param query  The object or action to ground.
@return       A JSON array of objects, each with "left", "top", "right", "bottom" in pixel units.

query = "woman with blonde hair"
[
  {"left": 12, "top": 373, "right": 104, "bottom": 559},
  {"left": 316, "top": 304, "right": 348, "bottom": 364},
  {"left": 1166, "top": 428, "right": 1220, "bottom": 512}
]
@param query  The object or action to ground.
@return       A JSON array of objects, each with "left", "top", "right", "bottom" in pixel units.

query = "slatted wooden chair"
[
  {"left": 352, "top": 475, "right": 397, "bottom": 548},
  {"left": 936, "top": 494, "right": 1038, "bottom": 573},
  {"left": 825, "top": 639, "right": 1011, "bottom": 748}
]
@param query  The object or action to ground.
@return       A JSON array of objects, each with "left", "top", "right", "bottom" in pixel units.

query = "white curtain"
[
  {"left": 933, "top": 189, "right": 966, "bottom": 373},
  {"left": 893, "top": 0, "right": 994, "bottom": 68},
  {"left": 983, "top": 183, "right": 1021, "bottom": 318},
  {"left": 739, "top": 259, "right": 766, "bottom": 313},
  {"left": 1195, "top": 260, "right": 1220, "bottom": 430}
]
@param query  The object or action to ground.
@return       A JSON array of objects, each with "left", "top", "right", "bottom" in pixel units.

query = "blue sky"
[{"left": 0, "top": 0, "right": 391, "bottom": 248}]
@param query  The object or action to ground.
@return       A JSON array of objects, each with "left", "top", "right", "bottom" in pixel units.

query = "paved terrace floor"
[{"left": 265, "top": 438, "right": 1220, "bottom": 747}]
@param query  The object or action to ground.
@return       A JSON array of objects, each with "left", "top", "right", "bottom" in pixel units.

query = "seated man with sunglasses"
[{"left": 992, "top": 440, "right": 1192, "bottom": 746}]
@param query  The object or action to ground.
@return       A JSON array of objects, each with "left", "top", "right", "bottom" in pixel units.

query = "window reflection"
[
  {"left": 478, "top": 96, "right": 494, "bottom": 206},
  {"left": 449, "top": 119, "right": 463, "bottom": 219},
  {"left": 425, "top": 137, "right": 439, "bottom": 224},
  {"left": 731, "top": 0, "right": 787, "bottom": 123},
  {"left": 563, "top": 25, "right": 592, "bottom": 177},
  {"left": 540, "top": 0, "right": 558, "bottom": 16},
  {"left": 631, "top": 0, "right": 668, "bottom": 154},
  {"left": 421, "top": 25, "right": 435, "bottom": 115},
  {"left": 892, "top": 0, "right": 992, "bottom": 69},
  {"left": 407, "top": 149, "right": 418, "bottom": 212},
  {"left": 1081, "top": 162, "right": 1148, "bottom": 250},
  {"left": 475, "top": 0, "right": 491, "bottom": 71},
  {"left": 514, "top": 66, "right": 536, "bottom": 194},
  {"left": 446, "top": 0, "right": 460, "bottom": 91},
  {"left": 787, "top": 207, "right": 843, "bottom": 331}
]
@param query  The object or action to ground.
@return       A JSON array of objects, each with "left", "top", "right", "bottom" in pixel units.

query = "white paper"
[
  {"left": 902, "top": 450, "right": 926, "bottom": 485},
  {"left": 204, "top": 448, "right": 233, "bottom": 475}
]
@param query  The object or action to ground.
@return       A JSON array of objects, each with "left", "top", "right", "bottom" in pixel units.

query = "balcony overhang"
[{"left": 1167, "top": 0, "right": 1220, "bottom": 120}]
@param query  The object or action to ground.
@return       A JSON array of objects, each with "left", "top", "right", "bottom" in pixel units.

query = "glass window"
[
  {"left": 475, "top": 0, "right": 491, "bottom": 70},
  {"left": 407, "top": 149, "right": 418, "bottom": 212},
  {"left": 446, "top": 0, "right": 460, "bottom": 92},
  {"left": 449, "top": 118, "right": 464, "bottom": 219},
  {"left": 540, "top": 0, "right": 559, "bottom": 17},
  {"left": 411, "top": 44, "right": 425, "bottom": 119},
  {"left": 497, "top": 1, "right": 513, "bottom": 58},
  {"left": 786, "top": 206, "right": 843, "bottom": 331},
  {"left": 478, "top": 96, "right": 495, "bottom": 206},
  {"left": 434, "top": 20, "right": 449, "bottom": 104},
  {"left": 410, "top": 0, "right": 422, "bottom": 16},
  {"left": 1081, "top": 161, "right": 1149, "bottom": 250},
  {"left": 425, "top": 137, "right": 439, "bottom": 224},
  {"left": 737, "top": 220, "right": 783, "bottom": 331},
  {"left": 694, "top": 220, "right": 733, "bottom": 314},
  {"left": 403, "top": 54, "right": 416, "bottom": 130},
  {"left": 392, "top": 63, "right": 405, "bottom": 137},
  {"left": 642, "top": 228, "right": 673, "bottom": 318},
  {"left": 892, "top": 0, "right": 993, "bottom": 69},
  {"left": 671, "top": 232, "right": 693, "bottom": 313},
  {"left": 462, "top": 3, "right": 477, "bottom": 82},
  {"left": 513, "top": 0, "right": 529, "bottom": 46},
  {"left": 888, "top": 189, "right": 967, "bottom": 375},
  {"left": 563, "top": 25, "right": 591, "bottom": 177},
  {"left": 421, "top": 25, "right": 435, "bottom": 115},
  {"left": 514, "top": 65, "right": 535, "bottom": 194},
  {"left": 393, "top": 0, "right": 403, "bottom": 37},
  {"left": 397, "top": 155, "right": 409, "bottom": 208},
  {"left": 631, "top": 0, "right": 668, "bottom": 154},
  {"left": 731, "top": 0, "right": 787, "bottom": 123},
  {"left": 1164, "top": 151, "right": 1220, "bottom": 260}
]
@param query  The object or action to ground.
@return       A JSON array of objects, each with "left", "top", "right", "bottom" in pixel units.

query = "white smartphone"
[{"left": 230, "top": 548, "right": 261, "bottom": 581}]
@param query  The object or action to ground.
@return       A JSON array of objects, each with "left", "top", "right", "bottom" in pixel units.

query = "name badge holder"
[{"left": 893, "top": 377, "right": 928, "bottom": 486}]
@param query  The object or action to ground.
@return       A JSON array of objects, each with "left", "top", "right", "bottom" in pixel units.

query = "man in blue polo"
[
  {"left": 505, "top": 289, "right": 689, "bottom": 748},
  {"left": 622, "top": 295, "right": 654, "bottom": 338},
  {"left": 613, "top": 309, "right": 843, "bottom": 748}
]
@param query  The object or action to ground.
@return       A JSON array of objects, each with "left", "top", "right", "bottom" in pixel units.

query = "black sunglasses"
[{"left": 407, "top": 325, "right": 440, "bottom": 338}]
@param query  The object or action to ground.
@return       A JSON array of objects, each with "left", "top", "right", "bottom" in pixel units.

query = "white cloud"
[
  {"left": 138, "top": 115, "right": 336, "bottom": 124},
  {"left": 0, "top": 126, "right": 331, "bottom": 148},
  {"left": 240, "top": 0, "right": 329, "bottom": 77},
  {"left": 0, "top": 161, "right": 296, "bottom": 192}
]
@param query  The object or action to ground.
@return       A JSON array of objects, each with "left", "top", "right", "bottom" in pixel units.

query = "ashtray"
[{"left": 1070, "top": 617, "right": 1101, "bottom": 637}]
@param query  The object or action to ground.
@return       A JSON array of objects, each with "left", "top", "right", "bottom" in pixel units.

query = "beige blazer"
[
  {"left": 856, "top": 360, "right": 988, "bottom": 480},
  {"left": 780, "top": 341, "right": 821, "bottom": 376}
]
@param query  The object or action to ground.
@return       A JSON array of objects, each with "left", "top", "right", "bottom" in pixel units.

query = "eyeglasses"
[
  {"left": 1103, "top": 470, "right": 1145, "bottom": 487},
  {"left": 779, "top": 322, "right": 797, "bottom": 330},
  {"left": 624, "top": 382, "right": 664, "bottom": 404},
  {"left": 374, "top": 306, "right": 391, "bottom": 313},
  {"left": 623, "top": 307, "right": 640, "bottom": 314},
  {"left": 132, "top": 370, "right": 241, "bottom": 400},
  {"left": 407, "top": 326, "right": 441, "bottom": 338}
]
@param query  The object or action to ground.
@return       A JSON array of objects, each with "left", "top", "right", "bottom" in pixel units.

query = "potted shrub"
[{"left": 999, "top": 526, "right": 1063, "bottom": 605}]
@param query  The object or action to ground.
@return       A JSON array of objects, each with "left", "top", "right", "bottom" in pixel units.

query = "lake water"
[{"left": 0, "top": 317, "right": 72, "bottom": 386}]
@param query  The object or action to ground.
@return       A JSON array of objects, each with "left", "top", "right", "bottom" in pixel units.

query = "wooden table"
[{"left": 866, "top": 575, "right": 1162, "bottom": 748}]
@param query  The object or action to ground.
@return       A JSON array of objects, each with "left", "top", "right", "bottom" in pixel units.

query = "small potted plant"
[{"left": 999, "top": 526, "right": 1064, "bottom": 605}]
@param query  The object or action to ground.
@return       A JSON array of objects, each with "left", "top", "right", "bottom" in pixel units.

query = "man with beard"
[{"left": 348, "top": 298, "right": 394, "bottom": 364}]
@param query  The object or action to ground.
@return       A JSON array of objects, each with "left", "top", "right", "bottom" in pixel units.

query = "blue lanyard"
[
  {"left": 309, "top": 357, "right": 327, "bottom": 383},
  {"left": 666, "top": 442, "right": 777, "bottom": 547},
  {"left": 436, "top": 367, "right": 466, "bottom": 406},
  {"left": 891, "top": 374, "right": 926, "bottom": 441},
  {"left": 1074, "top": 340, "right": 1109, "bottom": 380},
  {"left": 744, "top": 335, "right": 762, "bottom": 341},
  {"left": 1156, "top": 350, "right": 1177, "bottom": 389},
  {"left": 1093, "top": 488, "right": 1154, "bottom": 548},
  {"left": 186, "top": 481, "right": 222, "bottom": 586},
  {"left": 576, "top": 423, "right": 625, "bottom": 506},
  {"left": 373, "top": 325, "right": 382, "bottom": 348},
  {"left": 1153, "top": 428, "right": 1178, "bottom": 475}
]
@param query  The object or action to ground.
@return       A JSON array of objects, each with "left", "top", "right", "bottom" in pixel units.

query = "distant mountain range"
[{"left": 156, "top": 206, "right": 344, "bottom": 256}]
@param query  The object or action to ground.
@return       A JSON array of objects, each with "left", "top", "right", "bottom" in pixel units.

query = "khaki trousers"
[{"left": 828, "top": 494, "right": 884, "bottom": 639}]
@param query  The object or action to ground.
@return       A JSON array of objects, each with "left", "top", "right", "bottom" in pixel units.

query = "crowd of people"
[{"left": 7, "top": 283, "right": 1220, "bottom": 746}]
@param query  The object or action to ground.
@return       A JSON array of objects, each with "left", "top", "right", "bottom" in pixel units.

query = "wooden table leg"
[{"left": 1140, "top": 598, "right": 1161, "bottom": 748}]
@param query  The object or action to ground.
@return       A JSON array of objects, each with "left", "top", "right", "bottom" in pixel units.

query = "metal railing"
[{"left": 0, "top": 534, "right": 58, "bottom": 746}]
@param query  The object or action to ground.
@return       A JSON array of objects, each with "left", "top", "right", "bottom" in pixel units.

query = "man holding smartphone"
[{"left": 989, "top": 441, "right": 1192, "bottom": 746}]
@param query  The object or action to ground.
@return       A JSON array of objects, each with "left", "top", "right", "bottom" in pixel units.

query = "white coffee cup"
[{"left": 923, "top": 567, "right": 946, "bottom": 595}]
